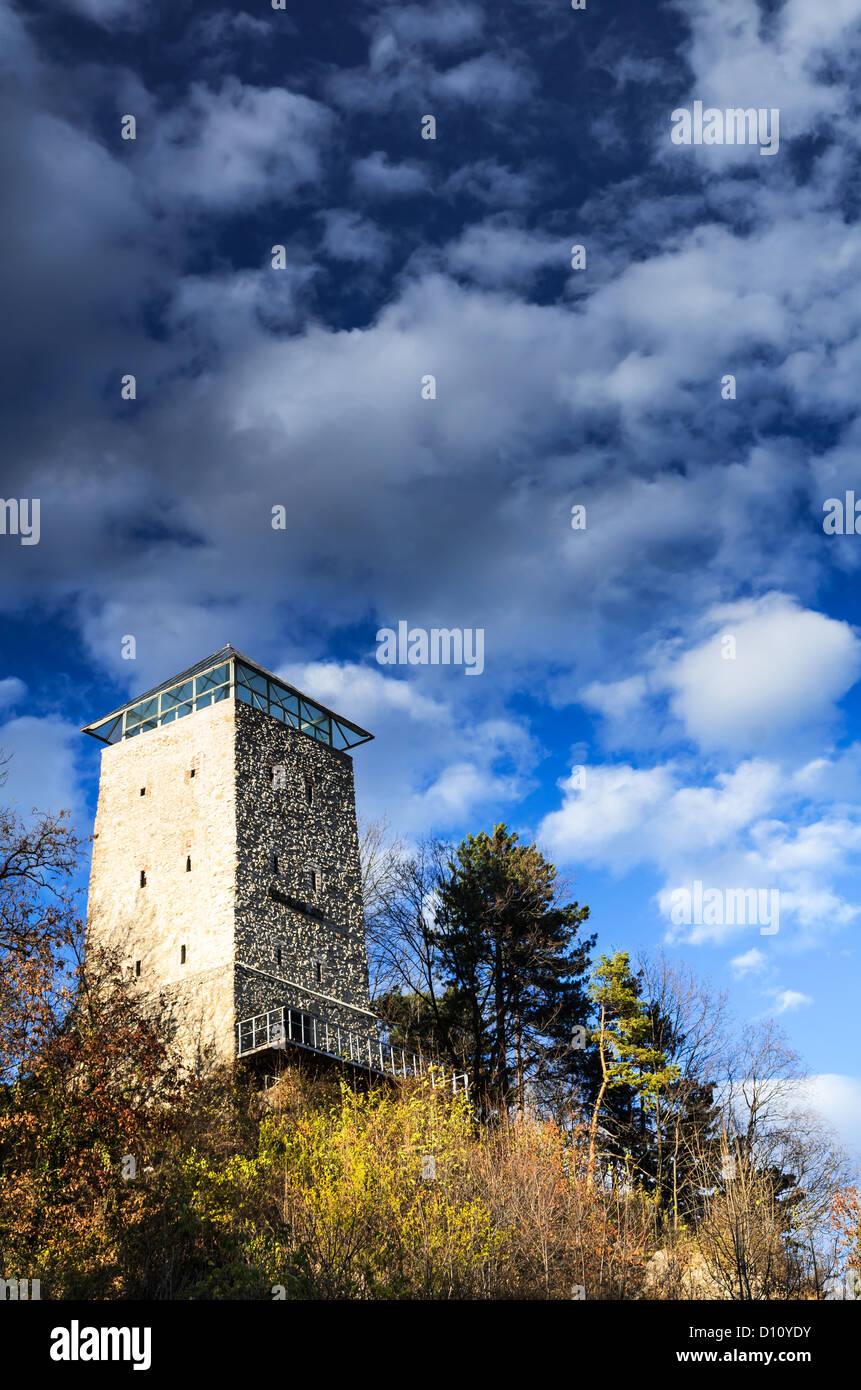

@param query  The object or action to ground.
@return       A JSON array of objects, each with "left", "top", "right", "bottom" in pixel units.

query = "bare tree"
[
  {"left": 0, "top": 792, "right": 82, "bottom": 961},
  {"left": 685, "top": 1020, "right": 848, "bottom": 1299},
  {"left": 0, "top": 758, "right": 85, "bottom": 1085},
  {"left": 358, "top": 816, "right": 407, "bottom": 998},
  {"left": 634, "top": 948, "right": 732, "bottom": 1231}
]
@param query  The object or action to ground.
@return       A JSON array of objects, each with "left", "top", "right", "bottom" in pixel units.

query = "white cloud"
[
  {"left": 277, "top": 660, "right": 448, "bottom": 729},
  {"left": 327, "top": 8, "right": 529, "bottom": 113},
  {"left": 542, "top": 758, "right": 781, "bottom": 873},
  {"left": 664, "top": 595, "right": 861, "bottom": 753},
  {"left": 0, "top": 0, "right": 39, "bottom": 75},
  {"left": 58, "top": 0, "right": 138, "bottom": 25},
  {"left": 664, "top": 0, "right": 861, "bottom": 162},
  {"left": 540, "top": 763, "right": 677, "bottom": 873},
  {"left": 320, "top": 210, "right": 391, "bottom": 263},
  {"left": 582, "top": 675, "right": 648, "bottom": 724},
  {"left": 540, "top": 752, "right": 861, "bottom": 946},
  {"left": 144, "top": 79, "right": 333, "bottom": 211},
  {"left": 166, "top": 264, "right": 316, "bottom": 350},
  {"left": 186, "top": 9, "right": 273, "bottom": 47},
  {"left": 799, "top": 1074, "right": 861, "bottom": 1156},
  {"left": 730, "top": 947, "right": 767, "bottom": 976},
  {"left": 382, "top": 2, "right": 484, "bottom": 49},
  {"left": 5, "top": 202, "right": 852, "bottom": 707},
  {"left": 442, "top": 159, "right": 538, "bottom": 208},
  {"left": 277, "top": 659, "right": 537, "bottom": 836},
  {"left": 580, "top": 595, "right": 861, "bottom": 757},
  {"left": 443, "top": 220, "right": 565, "bottom": 288},
  {"left": 0, "top": 715, "right": 81, "bottom": 817},
  {"left": 433, "top": 54, "right": 532, "bottom": 103},
  {"left": 352, "top": 152, "right": 430, "bottom": 197},
  {"left": 772, "top": 988, "right": 813, "bottom": 1014},
  {"left": 413, "top": 760, "right": 521, "bottom": 819},
  {"left": 793, "top": 744, "right": 861, "bottom": 802},
  {"left": 0, "top": 677, "right": 26, "bottom": 710}
]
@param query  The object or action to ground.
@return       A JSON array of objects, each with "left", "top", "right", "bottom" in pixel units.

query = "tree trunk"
[
  {"left": 587, "top": 1003, "right": 608, "bottom": 1184},
  {"left": 514, "top": 1010, "right": 524, "bottom": 1113},
  {"left": 493, "top": 919, "right": 507, "bottom": 1106}
]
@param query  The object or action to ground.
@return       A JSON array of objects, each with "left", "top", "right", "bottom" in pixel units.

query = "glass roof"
[{"left": 81, "top": 646, "right": 373, "bottom": 751}]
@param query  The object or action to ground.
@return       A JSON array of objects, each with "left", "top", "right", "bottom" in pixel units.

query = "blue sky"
[{"left": 2, "top": 0, "right": 861, "bottom": 1152}]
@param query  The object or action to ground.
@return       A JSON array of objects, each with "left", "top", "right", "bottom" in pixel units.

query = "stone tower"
[{"left": 82, "top": 646, "right": 375, "bottom": 1071}]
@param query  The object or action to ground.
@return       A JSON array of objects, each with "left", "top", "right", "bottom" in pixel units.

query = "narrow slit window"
[
  {"left": 140, "top": 869, "right": 147, "bottom": 888},
  {"left": 135, "top": 960, "right": 141, "bottom": 978},
  {"left": 315, "top": 960, "right": 323, "bottom": 985},
  {"left": 304, "top": 778, "right": 314, "bottom": 807},
  {"left": 271, "top": 853, "right": 279, "bottom": 874},
  {"left": 276, "top": 946, "right": 282, "bottom": 968},
  {"left": 140, "top": 787, "right": 146, "bottom": 797},
  {"left": 189, "top": 767, "right": 196, "bottom": 779},
  {"left": 306, "top": 868, "right": 317, "bottom": 894},
  {"left": 186, "top": 856, "right": 192, "bottom": 872},
  {"left": 180, "top": 944, "right": 186, "bottom": 965}
]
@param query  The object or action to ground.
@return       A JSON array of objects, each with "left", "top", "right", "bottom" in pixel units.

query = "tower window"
[
  {"left": 305, "top": 868, "right": 317, "bottom": 895},
  {"left": 180, "top": 944, "right": 186, "bottom": 965},
  {"left": 304, "top": 778, "right": 314, "bottom": 807},
  {"left": 140, "top": 787, "right": 146, "bottom": 797},
  {"left": 139, "top": 869, "right": 147, "bottom": 888},
  {"left": 135, "top": 960, "right": 141, "bottom": 978},
  {"left": 276, "top": 946, "right": 282, "bottom": 968},
  {"left": 271, "top": 853, "right": 279, "bottom": 874},
  {"left": 186, "top": 856, "right": 192, "bottom": 872},
  {"left": 189, "top": 767, "right": 196, "bottom": 779},
  {"left": 315, "top": 960, "right": 324, "bottom": 986}
]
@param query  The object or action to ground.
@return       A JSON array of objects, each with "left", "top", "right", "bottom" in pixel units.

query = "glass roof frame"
[{"left": 82, "top": 647, "right": 373, "bottom": 752}]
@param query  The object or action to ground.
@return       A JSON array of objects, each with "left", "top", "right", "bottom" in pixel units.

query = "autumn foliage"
[{"left": 0, "top": 799, "right": 855, "bottom": 1300}]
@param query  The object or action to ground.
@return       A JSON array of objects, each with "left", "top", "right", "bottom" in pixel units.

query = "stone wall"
[
  {"left": 85, "top": 698, "right": 239, "bottom": 1066},
  {"left": 233, "top": 699, "right": 374, "bottom": 1035}
]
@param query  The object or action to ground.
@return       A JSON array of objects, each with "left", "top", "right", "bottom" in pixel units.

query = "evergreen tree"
[
  {"left": 431, "top": 824, "right": 594, "bottom": 1112},
  {"left": 586, "top": 952, "right": 679, "bottom": 1183},
  {"left": 374, "top": 984, "right": 479, "bottom": 1080}
]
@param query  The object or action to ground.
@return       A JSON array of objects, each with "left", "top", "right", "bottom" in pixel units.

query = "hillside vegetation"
[{"left": 0, "top": 796, "right": 858, "bottom": 1300}]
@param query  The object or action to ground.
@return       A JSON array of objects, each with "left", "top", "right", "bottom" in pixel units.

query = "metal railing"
[{"left": 236, "top": 1004, "right": 469, "bottom": 1097}]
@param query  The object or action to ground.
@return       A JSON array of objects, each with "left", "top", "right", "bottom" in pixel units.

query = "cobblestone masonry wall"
[
  {"left": 85, "top": 699, "right": 238, "bottom": 1069},
  {"left": 233, "top": 699, "right": 374, "bottom": 1035}
]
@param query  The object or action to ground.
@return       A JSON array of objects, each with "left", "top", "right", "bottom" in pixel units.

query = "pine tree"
[
  {"left": 432, "top": 824, "right": 594, "bottom": 1113},
  {"left": 586, "top": 952, "right": 679, "bottom": 1184}
]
